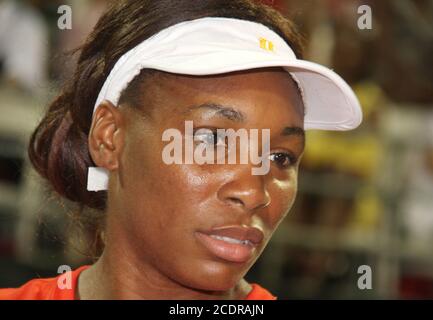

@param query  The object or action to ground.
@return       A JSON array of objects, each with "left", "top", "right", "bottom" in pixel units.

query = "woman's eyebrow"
[
  {"left": 183, "top": 103, "right": 305, "bottom": 145},
  {"left": 281, "top": 126, "right": 305, "bottom": 148},
  {"left": 182, "top": 103, "right": 246, "bottom": 123}
]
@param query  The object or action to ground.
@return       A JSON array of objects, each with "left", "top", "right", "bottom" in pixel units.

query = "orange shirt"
[{"left": 0, "top": 265, "right": 276, "bottom": 300}]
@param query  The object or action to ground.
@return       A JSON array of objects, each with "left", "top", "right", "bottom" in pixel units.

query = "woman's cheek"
[
  {"left": 172, "top": 165, "right": 219, "bottom": 199},
  {"left": 269, "top": 172, "right": 298, "bottom": 225}
]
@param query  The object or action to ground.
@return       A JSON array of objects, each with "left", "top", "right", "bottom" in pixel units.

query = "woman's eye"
[
  {"left": 269, "top": 152, "right": 296, "bottom": 169},
  {"left": 194, "top": 130, "right": 226, "bottom": 147}
]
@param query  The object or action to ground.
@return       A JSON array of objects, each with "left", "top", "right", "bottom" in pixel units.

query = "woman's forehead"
[
  {"left": 159, "top": 67, "right": 297, "bottom": 90},
  {"left": 134, "top": 68, "right": 304, "bottom": 120}
]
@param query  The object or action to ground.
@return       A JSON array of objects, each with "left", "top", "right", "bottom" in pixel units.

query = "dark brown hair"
[{"left": 28, "top": 0, "right": 304, "bottom": 255}]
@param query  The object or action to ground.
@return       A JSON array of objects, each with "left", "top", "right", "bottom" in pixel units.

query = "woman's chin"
[{"left": 178, "top": 259, "right": 249, "bottom": 292}]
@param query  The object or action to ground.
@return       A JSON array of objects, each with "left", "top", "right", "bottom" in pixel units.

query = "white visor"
[{"left": 87, "top": 17, "right": 363, "bottom": 191}]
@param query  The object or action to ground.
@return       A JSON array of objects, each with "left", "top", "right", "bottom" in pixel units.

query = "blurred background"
[{"left": 0, "top": 0, "right": 432, "bottom": 299}]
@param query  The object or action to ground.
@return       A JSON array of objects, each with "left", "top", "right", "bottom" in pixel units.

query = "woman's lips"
[{"left": 195, "top": 226, "right": 264, "bottom": 263}]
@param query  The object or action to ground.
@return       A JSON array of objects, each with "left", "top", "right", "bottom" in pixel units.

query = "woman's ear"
[{"left": 88, "top": 100, "right": 125, "bottom": 171}]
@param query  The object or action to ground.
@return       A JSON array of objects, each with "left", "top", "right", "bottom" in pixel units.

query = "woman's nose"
[{"left": 217, "top": 170, "right": 271, "bottom": 212}]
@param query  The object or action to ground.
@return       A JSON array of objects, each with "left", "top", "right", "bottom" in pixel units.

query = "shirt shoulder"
[
  {"left": 245, "top": 283, "right": 277, "bottom": 300},
  {"left": 0, "top": 265, "right": 90, "bottom": 300}
]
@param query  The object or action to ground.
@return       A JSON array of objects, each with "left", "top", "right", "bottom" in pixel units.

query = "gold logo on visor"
[{"left": 259, "top": 37, "right": 274, "bottom": 52}]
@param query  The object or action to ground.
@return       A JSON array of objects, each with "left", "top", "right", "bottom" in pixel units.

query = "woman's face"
[{"left": 102, "top": 67, "right": 305, "bottom": 292}]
